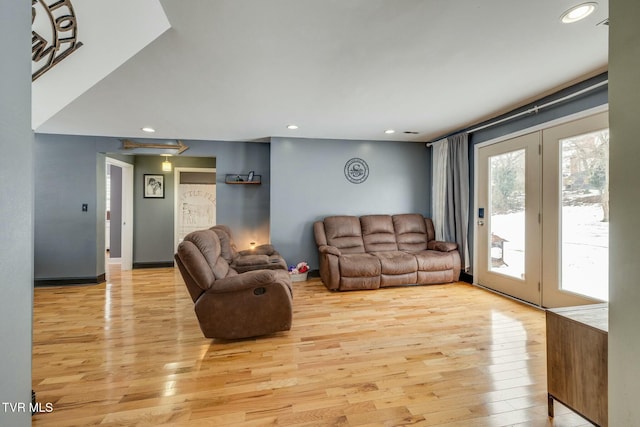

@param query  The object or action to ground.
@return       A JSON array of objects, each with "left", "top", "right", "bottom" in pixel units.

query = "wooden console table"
[{"left": 546, "top": 303, "right": 608, "bottom": 426}]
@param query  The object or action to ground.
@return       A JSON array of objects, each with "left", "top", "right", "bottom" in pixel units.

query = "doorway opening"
[{"left": 105, "top": 158, "right": 134, "bottom": 271}]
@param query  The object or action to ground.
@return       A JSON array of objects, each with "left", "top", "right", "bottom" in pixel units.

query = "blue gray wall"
[
  {"left": 270, "top": 137, "right": 430, "bottom": 269},
  {"left": 469, "top": 73, "right": 608, "bottom": 146},
  {"left": 133, "top": 155, "right": 215, "bottom": 265},
  {"left": 34, "top": 135, "right": 270, "bottom": 280},
  {"left": 0, "top": 2, "right": 33, "bottom": 425},
  {"left": 131, "top": 145, "right": 271, "bottom": 263},
  {"left": 34, "top": 135, "right": 115, "bottom": 280}
]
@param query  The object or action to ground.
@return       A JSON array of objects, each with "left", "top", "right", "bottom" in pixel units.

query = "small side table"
[{"left": 546, "top": 303, "right": 608, "bottom": 426}]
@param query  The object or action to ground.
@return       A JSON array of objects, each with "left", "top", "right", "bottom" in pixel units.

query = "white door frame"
[
  {"left": 174, "top": 167, "right": 217, "bottom": 251},
  {"left": 105, "top": 158, "right": 134, "bottom": 271}
]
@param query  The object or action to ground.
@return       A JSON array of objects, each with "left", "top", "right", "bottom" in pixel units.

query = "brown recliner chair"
[
  {"left": 175, "top": 229, "right": 293, "bottom": 339},
  {"left": 210, "top": 225, "right": 288, "bottom": 273}
]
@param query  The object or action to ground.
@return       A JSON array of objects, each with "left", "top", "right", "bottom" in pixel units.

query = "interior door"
[
  {"left": 476, "top": 132, "right": 541, "bottom": 305},
  {"left": 541, "top": 111, "right": 609, "bottom": 307},
  {"left": 174, "top": 168, "right": 217, "bottom": 250}
]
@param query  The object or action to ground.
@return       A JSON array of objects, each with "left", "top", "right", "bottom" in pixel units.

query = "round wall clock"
[{"left": 344, "top": 158, "right": 369, "bottom": 184}]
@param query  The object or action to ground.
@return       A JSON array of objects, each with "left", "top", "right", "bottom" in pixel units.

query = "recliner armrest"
[
  {"left": 319, "top": 245, "right": 341, "bottom": 257},
  {"left": 427, "top": 240, "right": 458, "bottom": 252},
  {"left": 207, "top": 269, "right": 287, "bottom": 294},
  {"left": 238, "top": 244, "right": 277, "bottom": 256}
]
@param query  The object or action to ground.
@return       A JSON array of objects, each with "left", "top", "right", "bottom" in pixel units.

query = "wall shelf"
[{"left": 225, "top": 174, "right": 261, "bottom": 185}]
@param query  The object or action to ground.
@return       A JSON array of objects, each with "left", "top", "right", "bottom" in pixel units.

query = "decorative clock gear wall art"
[{"left": 344, "top": 158, "right": 369, "bottom": 184}]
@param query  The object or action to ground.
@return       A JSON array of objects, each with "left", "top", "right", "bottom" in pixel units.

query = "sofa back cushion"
[
  {"left": 179, "top": 230, "right": 231, "bottom": 284},
  {"left": 361, "top": 215, "right": 398, "bottom": 252},
  {"left": 323, "top": 216, "right": 365, "bottom": 253},
  {"left": 393, "top": 214, "right": 429, "bottom": 251},
  {"left": 210, "top": 225, "right": 236, "bottom": 263}
]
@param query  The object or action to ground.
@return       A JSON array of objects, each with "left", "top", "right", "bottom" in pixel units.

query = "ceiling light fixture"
[
  {"left": 286, "top": 124, "right": 299, "bottom": 130},
  {"left": 560, "top": 2, "right": 597, "bottom": 23},
  {"left": 162, "top": 155, "right": 172, "bottom": 172},
  {"left": 141, "top": 127, "right": 156, "bottom": 133},
  {"left": 384, "top": 129, "right": 395, "bottom": 134}
]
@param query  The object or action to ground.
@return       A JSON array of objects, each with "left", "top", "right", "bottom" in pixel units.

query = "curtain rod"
[{"left": 426, "top": 79, "right": 608, "bottom": 147}]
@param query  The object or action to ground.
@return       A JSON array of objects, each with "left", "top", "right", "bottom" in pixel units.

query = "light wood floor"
[{"left": 32, "top": 266, "right": 593, "bottom": 426}]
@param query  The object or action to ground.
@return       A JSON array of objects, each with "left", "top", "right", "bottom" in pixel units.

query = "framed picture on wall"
[{"left": 144, "top": 174, "right": 164, "bottom": 198}]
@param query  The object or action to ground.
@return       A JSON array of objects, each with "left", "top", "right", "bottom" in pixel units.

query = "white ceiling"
[
  {"left": 32, "top": 0, "right": 170, "bottom": 129},
  {"left": 33, "top": 0, "right": 609, "bottom": 143}
]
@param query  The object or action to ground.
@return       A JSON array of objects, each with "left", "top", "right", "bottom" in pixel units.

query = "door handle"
[{"left": 477, "top": 220, "right": 485, "bottom": 226}]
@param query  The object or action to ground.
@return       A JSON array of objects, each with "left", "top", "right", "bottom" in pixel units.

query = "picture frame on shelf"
[
  {"left": 247, "top": 171, "right": 255, "bottom": 182},
  {"left": 144, "top": 174, "right": 164, "bottom": 198}
]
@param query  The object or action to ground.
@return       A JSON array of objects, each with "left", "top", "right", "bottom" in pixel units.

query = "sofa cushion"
[
  {"left": 412, "top": 250, "right": 455, "bottom": 271},
  {"left": 183, "top": 229, "right": 231, "bottom": 280},
  {"left": 361, "top": 215, "right": 399, "bottom": 252},
  {"left": 340, "top": 276, "right": 381, "bottom": 290},
  {"left": 380, "top": 272, "right": 418, "bottom": 287},
  {"left": 232, "top": 254, "right": 287, "bottom": 273},
  {"left": 324, "top": 216, "right": 365, "bottom": 253},
  {"left": 234, "top": 253, "right": 271, "bottom": 267},
  {"left": 210, "top": 225, "right": 236, "bottom": 263},
  {"left": 372, "top": 251, "right": 418, "bottom": 275},
  {"left": 176, "top": 241, "right": 215, "bottom": 293},
  {"left": 417, "top": 270, "right": 455, "bottom": 285},
  {"left": 428, "top": 240, "right": 458, "bottom": 252},
  {"left": 393, "top": 214, "right": 429, "bottom": 252},
  {"left": 241, "top": 244, "right": 276, "bottom": 256},
  {"left": 339, "top": 253, "right": 381, "bottom": 277}
]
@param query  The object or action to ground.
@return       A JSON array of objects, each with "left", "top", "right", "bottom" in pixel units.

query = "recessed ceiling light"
[
  {"left": 141, "top": 127, "right": 156, "bottom": 133},
  {"left": 384, "top": 129, "right": 395, "bottom": 134},
  {"left": 286, "top": 124, "right": 299, "bottom": 130},
  {"left": 561, "top": 2, "right": 597, "bottom": 23}
]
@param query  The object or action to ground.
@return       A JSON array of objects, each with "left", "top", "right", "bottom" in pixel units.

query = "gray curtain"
[
  {"left": 431, "top": 138, "right": 448, "bottom": 241},
  {"left": 444, "top": 133, "right": 470, "bottom": 271}
]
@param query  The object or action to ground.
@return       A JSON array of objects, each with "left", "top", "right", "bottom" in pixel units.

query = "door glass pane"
[
  {"left": 560, "top": 129, "right": 609, "bottom": 301},
  {"left": 489, "top": 149, "right": 526, "bottom": 279}
]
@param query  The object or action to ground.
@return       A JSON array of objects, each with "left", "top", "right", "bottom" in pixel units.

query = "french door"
[
  {"left": 476, "top": 132, "right": 542, "bottom": 304},
  {"left": 476, "top": 111, "right": 609, "bottom": 307},
  {"left": 541, "top": 112, "right": 609, "bottom": 307}
]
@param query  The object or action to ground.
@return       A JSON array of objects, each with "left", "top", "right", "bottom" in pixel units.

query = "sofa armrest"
[
  {"left": 319, "top": 245, "right": 341, "bottom": 257},
  {"left": 427, "top": 240, "right": 458, "bottom": 252},
  {"left": 238, "top": 244, "right": 276, "bottom": 256},
  {"left": 208, "top": 270, "right": 285, "bottom": 294}
]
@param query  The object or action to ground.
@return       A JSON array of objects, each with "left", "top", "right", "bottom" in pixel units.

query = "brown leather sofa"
[
  {"left": 210, "top": 225, "right": 288, "bottom": 273},
  {"left": 313, "top": 213, "right": 461, "bottom": 291},
  {"left": 175, "top": 229, "right": 293, "bottom": 339}
]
